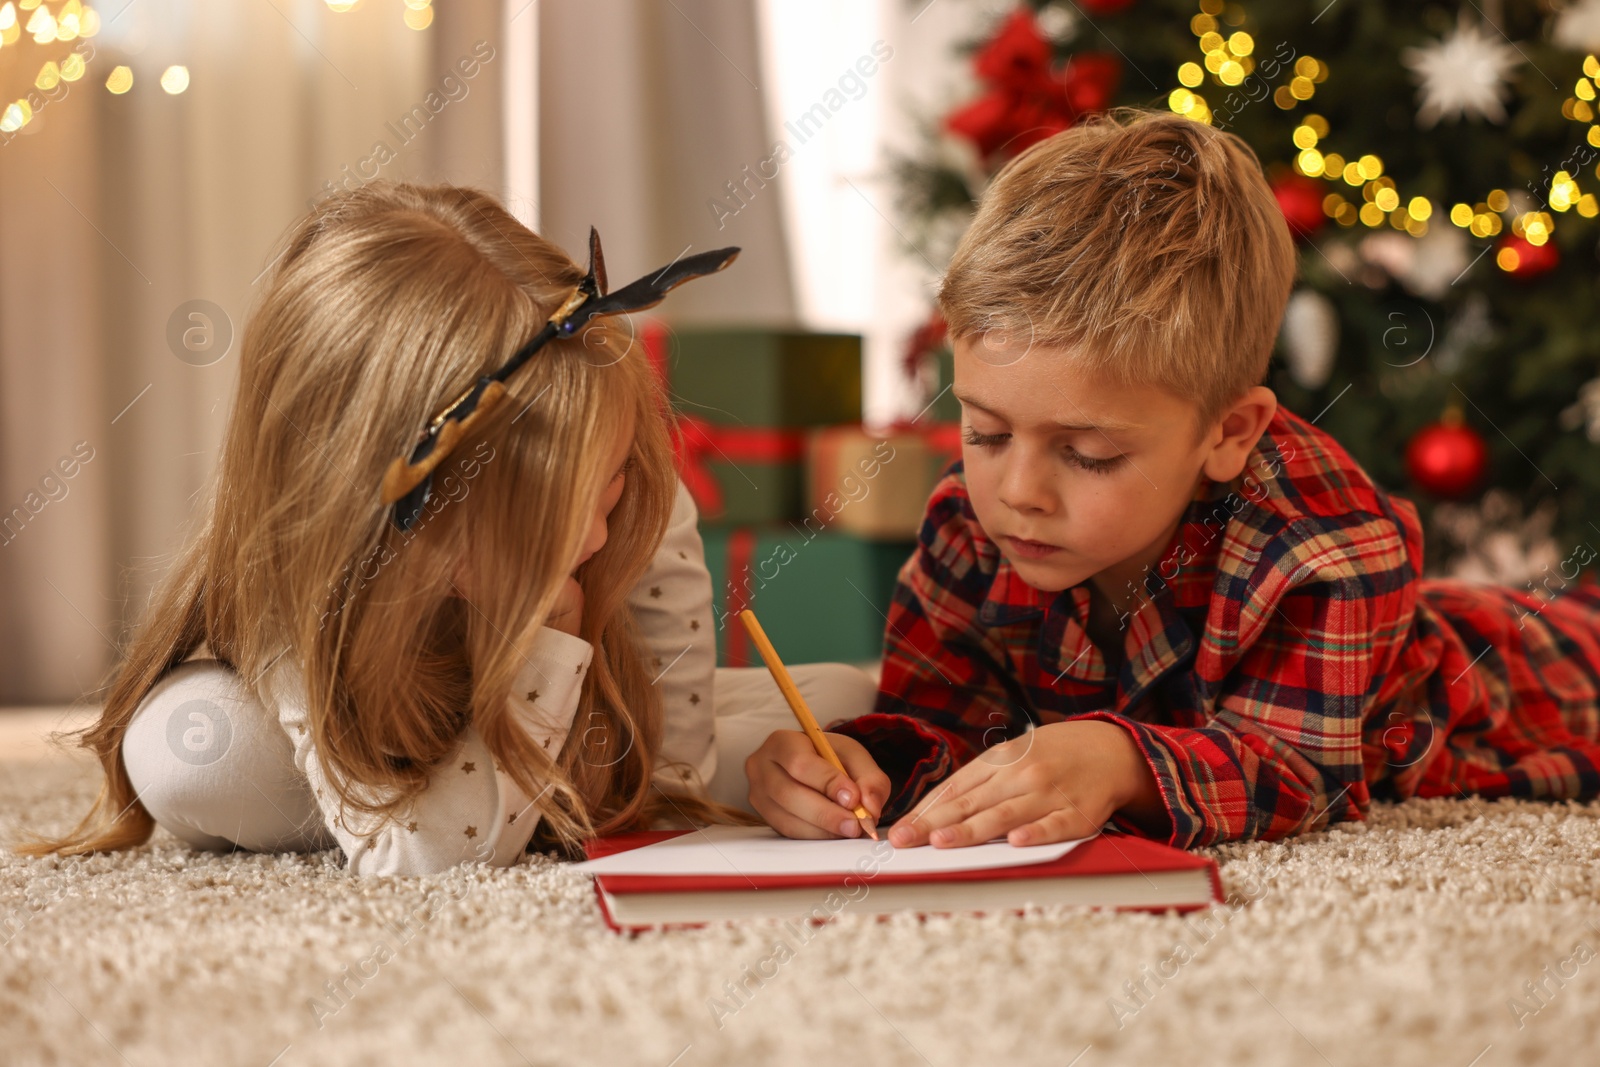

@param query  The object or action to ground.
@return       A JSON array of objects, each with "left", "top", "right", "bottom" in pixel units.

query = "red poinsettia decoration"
[
  {"left": 901, "top": 308, "right": 950, "bottom": 381},
  {"left": 944, "top": 8, "right": 1123, "bottom": 164},
  {"left": 972, "top": 7, "right": 1053, "bottom": 86}
]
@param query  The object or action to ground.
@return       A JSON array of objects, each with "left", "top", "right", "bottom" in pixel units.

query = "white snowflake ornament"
[
  {"left": 1558, "top": 378, "right": 1600, "bottom": 443},
  {"left": 1280, "top": 289, "right": 1338, "bottom": 389},
  {"left": 1401, "top": 11, "right": 1523, "bottom": 127},
  {"left": 1555, "top": 0, "right": 1600, "bottom": 53},
  {"left": 1359, "top": 225, "right": 1470, "bottom": 301}
]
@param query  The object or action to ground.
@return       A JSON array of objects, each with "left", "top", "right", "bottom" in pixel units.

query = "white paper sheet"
[{"left": 572, "top": 824, "right": 1087, "bottom": 877}]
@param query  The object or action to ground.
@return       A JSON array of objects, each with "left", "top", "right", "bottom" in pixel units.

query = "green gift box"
[
  {"left": 682, "top": 450, "right": 807, "bottom": 529},
  {"left": 668, "top": 330, "right": 862, "bottom": 427},
  {"left": 668, "top": 330, "right": 862, "bottom": 525},
  {"left": 700, "top": 523, "right": 916, "bottom": 667},
  {"left": 930, "top": 345, "right": 960, "bottom": 423}
]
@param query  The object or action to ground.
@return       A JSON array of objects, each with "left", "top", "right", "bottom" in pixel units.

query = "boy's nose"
[{"left": 1000, "top": 471, "right": 1054, "bottom": 513}]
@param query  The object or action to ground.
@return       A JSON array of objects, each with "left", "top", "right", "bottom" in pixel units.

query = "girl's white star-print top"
[{"left": 270, "top": 477, "right": 718, "bottom": 877}]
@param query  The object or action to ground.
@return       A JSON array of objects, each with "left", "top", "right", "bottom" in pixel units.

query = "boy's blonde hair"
[
  {"left": 22, "top": 181, "right": 748, "bottom": 861},
  {"left": 938, "top": 107, "right": 1297, "bottom": 435}
]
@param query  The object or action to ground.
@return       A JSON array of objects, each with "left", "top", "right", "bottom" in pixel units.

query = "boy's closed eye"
[{"left": 962, "top": 428, "right": 1127, "bottom": 476}]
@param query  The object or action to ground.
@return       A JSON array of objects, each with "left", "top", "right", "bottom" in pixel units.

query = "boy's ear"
[{"left": 1199, "top": 386, "right": 1278, "bottom": 485}]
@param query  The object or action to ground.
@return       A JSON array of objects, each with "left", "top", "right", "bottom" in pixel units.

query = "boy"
[{"left": 746, "top": 107, "right": 1600, "bottom": 850}]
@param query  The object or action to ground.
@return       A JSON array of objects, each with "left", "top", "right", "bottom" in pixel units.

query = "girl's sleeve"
[
  {"left": 270, "top": 626, "right": 595, "bottom": 877},
  {"left": 627, "top": 476, "right": 719, "bottom": 796}
]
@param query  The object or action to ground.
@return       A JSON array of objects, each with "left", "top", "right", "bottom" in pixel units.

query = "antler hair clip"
[{"left": 380, "top": 228, "right": 739, "bottom": 531}]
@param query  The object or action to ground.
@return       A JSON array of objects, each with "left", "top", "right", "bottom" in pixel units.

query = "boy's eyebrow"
[{"left": 953, "top": 391, "right": 1139, "bottom": 434}]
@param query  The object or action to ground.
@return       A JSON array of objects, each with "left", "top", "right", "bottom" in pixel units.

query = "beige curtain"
[
  {"left": 0, "top": 0, "right": 791, "bottom": 705},
  {"left": 537, "top": 0, "right": 795, "bottom": 323},
  {"left": 0, "top": 36, "right": 111, "bottom": 706}
]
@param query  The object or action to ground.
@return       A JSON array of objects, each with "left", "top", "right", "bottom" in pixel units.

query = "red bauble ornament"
[
  {"left": 1496, "top": 234, "right": 1559, "bottom": 278},
  {"left": 1272, "top": 174, "right": 1326, "bottom": 241},
  {"left": 1404, "top": 410, "right": 1488, "bottom": 498}
]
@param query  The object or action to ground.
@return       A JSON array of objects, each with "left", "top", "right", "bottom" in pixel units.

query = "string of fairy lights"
[
  {"left": 1165, "top": 0, "right": 1600, "bottom": 274},
  {"left": 0, "top": 1, "right": 100, "bottom": 133},
  {"left": 7, "top": 0, "right": 1595, "bottom": 272},
  {"left": 0, "top": 0, "right": 432, "bottom": 136}
]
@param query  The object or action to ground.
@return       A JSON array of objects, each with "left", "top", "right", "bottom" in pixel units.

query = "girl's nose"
[{"left": 580, "top": 514, "right": 609, "bottom": 563}]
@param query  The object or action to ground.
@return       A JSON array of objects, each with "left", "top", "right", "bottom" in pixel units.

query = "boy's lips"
[{"left": 1004, "top": 535, "right": 1062, "bottom": 558}]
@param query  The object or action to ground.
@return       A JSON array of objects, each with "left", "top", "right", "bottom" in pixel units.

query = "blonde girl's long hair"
[{"left": 19, "top": 180, "right": 752, "bottom": 860}]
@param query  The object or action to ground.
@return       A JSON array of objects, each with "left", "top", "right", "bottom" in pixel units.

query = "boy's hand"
[
  {"left": 747, "top": 730, "right": 890, "bottom": 840},
  {"left": 887, "top": 720, "right": 1165, "bottom": 848}
]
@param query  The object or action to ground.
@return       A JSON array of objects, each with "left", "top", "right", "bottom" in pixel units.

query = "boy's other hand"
[
  {"left": 746, "top": 729, "right": 890, "bottom": 840},
  {"left": 887, "top": 720, "right": 1166, "bottom": 848}
]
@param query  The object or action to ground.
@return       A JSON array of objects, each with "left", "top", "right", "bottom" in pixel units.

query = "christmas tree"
[{"left": 894, "top": 0, "right": 1600, "bottom": 582}]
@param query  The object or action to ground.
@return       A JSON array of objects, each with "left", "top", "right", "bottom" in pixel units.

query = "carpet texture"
[{"left": 4, "top": 708, "right": 1600, "bottom": 1067}]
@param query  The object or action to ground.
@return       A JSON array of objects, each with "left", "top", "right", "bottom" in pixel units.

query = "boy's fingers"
[
  {"left": 774, "top": 739, "right": 876, "bottom": 825},
  {"left": 925, "top": 795, "right": 1058, "bottom": 848},
  {"left": 747, "top": 742, "right": 846, "bottom": 839},
  {"left": 890, "top": 784, "right": 956, "bottom": 846},
  {"left": 891, "top": 777, "right": 1020, "bottom": 846},
  {"left": 762, "top": 764, "right": 865, "bottom": 839},
  {"left": 759, "top": 802, "right": 845, "bottom": 841},
  {"left": 776, "top": 738, "right": 866, "bottom": 813},
  {"left": 897, "top": 758, "right": 993, "bottom": 830},
  {"left": 832, "top": 739, "right": 891, "bottom": 817},
  {"left": 749, "top": 771, "right": 851, "bottom": 841},
  {"left": 1007, "top": 806, "right": 1098, "bottom": 847},
  {"left": 856, "top": 771, "right": 891, "bottom": 820}
]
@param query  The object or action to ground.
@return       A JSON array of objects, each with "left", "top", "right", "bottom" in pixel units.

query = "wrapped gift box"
[
  {"left": 930, "top": 345, "right": 960, "bottom": 423},
  {"left": 700, "top": 523, "right": 917, "bottom": 666},
  {"left": 674, "top": 418, "right": 808, "bottom": 528},
  {"left": 804, "top": 423, "right": 964, "bottom": 542},
  {"left": 662, "top": 329, "right": 862, "bottom": 525},
  {"left": 667, "top": 329, "right": 862, "bottom": 426}
]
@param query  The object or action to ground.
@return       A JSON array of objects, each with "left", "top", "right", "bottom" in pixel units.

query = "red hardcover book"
[{"left": 581, "top": 830, "right": 1223, "bottom": 934}]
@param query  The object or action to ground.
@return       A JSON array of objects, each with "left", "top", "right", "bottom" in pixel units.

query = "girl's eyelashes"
[
  {"left": 961, "top": 428, "right": 1126, "bottom": 476},
  {"left": 611, "top": 456, "right": 636, "bottom": 482}
]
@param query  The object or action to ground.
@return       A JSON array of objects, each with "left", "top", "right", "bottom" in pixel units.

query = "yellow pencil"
[{"left": 737, "top": 609, "right": 879, "bottom": 841}]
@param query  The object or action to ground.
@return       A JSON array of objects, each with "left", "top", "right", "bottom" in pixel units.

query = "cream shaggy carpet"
[{"left": 4, "top": 706, "right": 1600, "bottom": 1067}]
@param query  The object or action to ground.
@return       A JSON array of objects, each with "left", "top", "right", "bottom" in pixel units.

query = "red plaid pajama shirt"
[{"left": 828, "top": 407, "right": 1600, "bottom": 849}]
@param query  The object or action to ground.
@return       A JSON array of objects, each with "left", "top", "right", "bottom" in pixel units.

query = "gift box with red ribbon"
[
  {"left": 930, "top": 346, "right": 960, "bottom": 423},
  {"left": 701, "top": 523, "right": 918, "bottom": 667},
  {"left": 644, "top": 324, "right": 862, "bottom": 526},
  {"left": 804, "top": 422, "right": 965, "bottom": 542}
]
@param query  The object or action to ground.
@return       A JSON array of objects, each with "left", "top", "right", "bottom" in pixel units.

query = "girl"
[{"left": 19, "top": 182, "right": 878, "bottom": 876}]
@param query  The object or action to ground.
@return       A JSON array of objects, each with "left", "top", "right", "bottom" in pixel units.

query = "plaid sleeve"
[
  {"left": 1085, "top": 568, "right": 1396, "bottom": 849},
  {"left": 826, "top": 494, "right": 1032, "bottom": 823}
]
